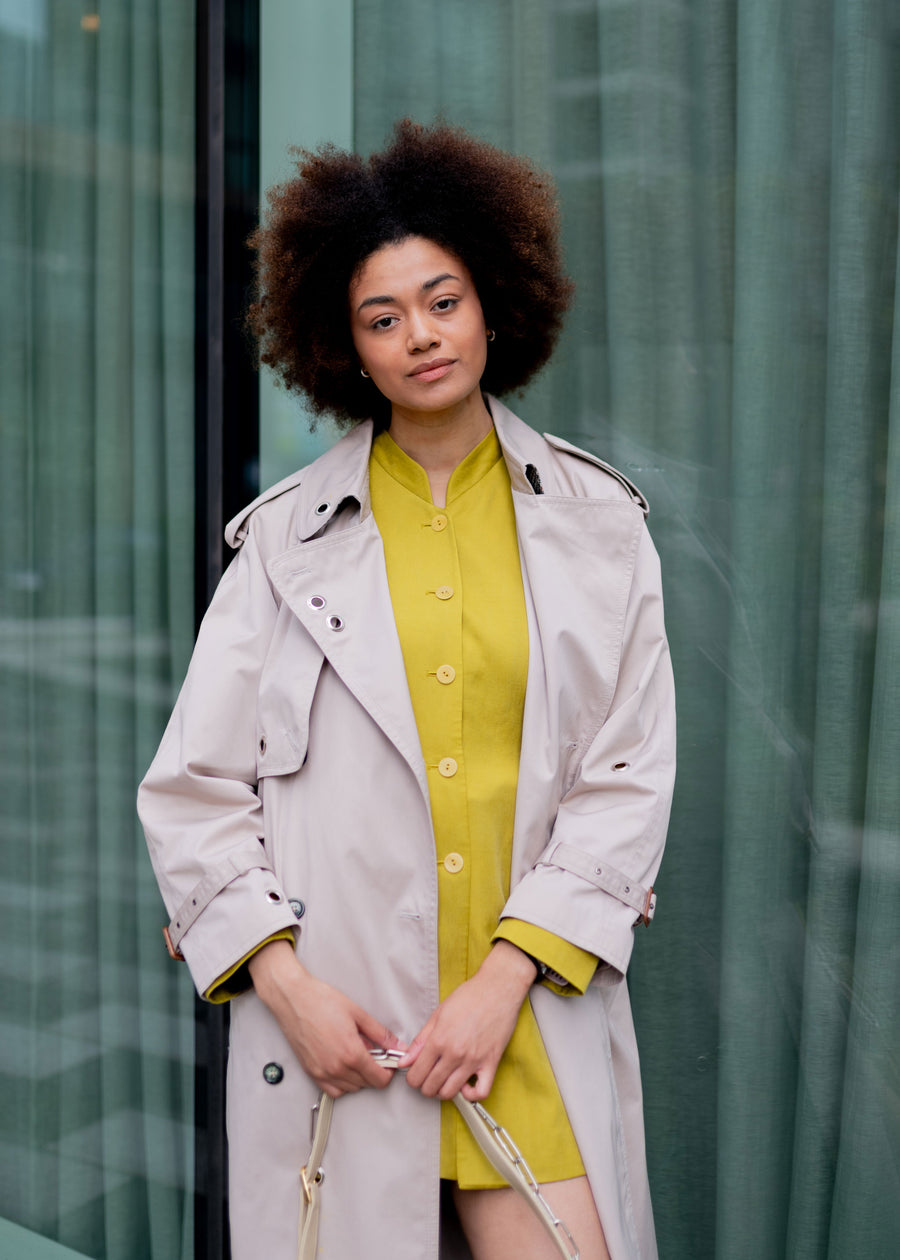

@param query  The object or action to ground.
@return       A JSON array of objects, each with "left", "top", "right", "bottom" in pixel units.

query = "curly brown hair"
[{"left": 246, "top": 119, "right": 574, "bottom": 428}]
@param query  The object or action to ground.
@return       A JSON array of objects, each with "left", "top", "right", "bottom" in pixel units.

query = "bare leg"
[{"left": 452, "top": 1176, "right": 610, "bottom": 1260}]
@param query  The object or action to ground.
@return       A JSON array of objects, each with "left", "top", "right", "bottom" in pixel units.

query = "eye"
[
  {"left": 371, "top": 314, "right": 398, "bottom": 331},
  {"left": 432, "top": 297, "right": 458, "bottom": 313}
]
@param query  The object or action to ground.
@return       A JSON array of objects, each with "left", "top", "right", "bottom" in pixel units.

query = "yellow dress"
[{"left": 369, "top": 426, "right": 595, "bottom": 1188}]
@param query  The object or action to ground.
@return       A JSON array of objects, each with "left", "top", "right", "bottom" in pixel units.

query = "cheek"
[{"left": 471, "top": 330, "right": 489, "bottom": 376}]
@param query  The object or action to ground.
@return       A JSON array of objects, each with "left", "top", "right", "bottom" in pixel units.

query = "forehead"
[{"left": 350, "top": 236, "right": 470, "bottom": 299}]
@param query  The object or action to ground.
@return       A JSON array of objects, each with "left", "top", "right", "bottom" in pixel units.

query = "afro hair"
[{"left": 247, "top": 119, "right": 574, "bottom": 429}]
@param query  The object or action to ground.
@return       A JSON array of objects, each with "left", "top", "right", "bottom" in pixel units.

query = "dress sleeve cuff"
[
  {"left": 202, "top": 929, "right": 295, "bottom": 1004},
  {"left": 491, "top": 919, "right": 597, "bottom": 995}
]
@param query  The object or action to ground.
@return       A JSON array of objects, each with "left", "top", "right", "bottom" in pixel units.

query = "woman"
[{"left": 138, "top": 120, "right": 675, "bottom": 1260}]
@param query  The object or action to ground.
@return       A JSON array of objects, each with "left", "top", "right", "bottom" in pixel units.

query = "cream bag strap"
[{"left": 297, "top": 1050, "right": 579, "bottom": 1260}]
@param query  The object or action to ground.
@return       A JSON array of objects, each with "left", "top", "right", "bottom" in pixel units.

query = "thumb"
[
  {"left": 398, "top": 1012, "right": 438, "bottom": 1067},
  {"left": 355, "top": 1007, "right": 401, "bottom": 1052}
]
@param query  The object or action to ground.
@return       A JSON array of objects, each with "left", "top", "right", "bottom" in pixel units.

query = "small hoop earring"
[
  {"left": 360, "top": 367, "right": 369, "bottom": 378},
  {"left": 486, "top": 330, "right": 496, "bottom": 342}
]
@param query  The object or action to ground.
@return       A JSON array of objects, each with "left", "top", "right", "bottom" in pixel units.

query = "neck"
[{"left": 387, "top": 391, "right": 492, "bottom": 505}]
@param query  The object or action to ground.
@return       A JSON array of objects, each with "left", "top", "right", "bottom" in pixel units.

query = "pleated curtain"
[
  {"left": 354, "top": 2, "right": 900, "bottom": 1256},
  {"left": 0, "top": 3, "right": 196, "bottom": 1256}
]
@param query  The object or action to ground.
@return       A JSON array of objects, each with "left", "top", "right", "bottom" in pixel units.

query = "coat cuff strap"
[
  {"left": 542, "top": 842, "right": 656, "bottom": 925},
  {"left": 167, "top": 842, "right": 273, "bottom": 949}
]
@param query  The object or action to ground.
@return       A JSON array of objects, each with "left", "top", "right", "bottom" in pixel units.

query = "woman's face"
[{"left": 348, "top": 236, "right": 489, "bottom": 420}]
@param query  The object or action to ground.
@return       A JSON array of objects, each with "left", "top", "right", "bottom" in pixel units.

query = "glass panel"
[
  {"left": 0, "top": 3, "right": 196, "bottom": 1256},
  {"left": 255, "top": 1, "right": 900, "bottom": 1255},
  {"left": 258, "top": 0, "right": 354, "bottom": 486}
]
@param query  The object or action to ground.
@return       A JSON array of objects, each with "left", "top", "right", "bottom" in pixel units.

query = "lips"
[{"left": 408, "top": 357, "right": 456, "bottom": 380}]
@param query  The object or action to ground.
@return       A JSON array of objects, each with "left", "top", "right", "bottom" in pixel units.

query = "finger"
[
  {"left": 460, "top": 1066, "right": 496, "bottom": 1102},
  {"left": 398, "top": 1015, "right": 437, "bottom": 1069},
  {"left": 413, "top": 1054, "right": 466, "bottom": 1099},
  {"left": 403, "top": 1043, "right": 441, "bottom": 1093},
  {"left": 312, "top": 1065, "right": 362, "bottom": 1097},
  {"left": 436, "top": 1066, "right": 479, "bottom": 1102},
  {"left": 359, "top": 1060, "right": 397, "bottom": 1090},
  {"left": 397, "top": 1040, "right": 423, "bottom": 1069},
  {"left": 347, "top": 1043, "right": 400, "bottom": 1091},
  {"left": 320, "top": 1081, "right": 348, "bottom": 1099}
]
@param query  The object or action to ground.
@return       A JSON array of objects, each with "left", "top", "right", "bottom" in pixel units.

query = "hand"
[
  {"left": 248, "top": 939, "right": 403, "bottom": 1098},
  {"left": 401, "top": 941, "right": 537, "bottom": 1102}
]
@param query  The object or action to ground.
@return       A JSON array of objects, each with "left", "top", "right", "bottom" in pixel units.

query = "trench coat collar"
[
  {"left": 265, "top": 397, "right": 642, "bottom": 812},
  {"left": 288, "top": 395, "right": 545, "bottom": 543},
  {"left": 257, "top": 398, "right": 552, "bottom": 805}
]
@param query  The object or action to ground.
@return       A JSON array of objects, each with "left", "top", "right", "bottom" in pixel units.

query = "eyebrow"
[{"left": 356, "top": 273, "right": 460, "bottom": 314}]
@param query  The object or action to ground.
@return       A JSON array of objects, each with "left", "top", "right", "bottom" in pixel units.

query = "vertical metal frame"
[{"left": 194, "top": 1, "right": 260, "bottom": 1255}]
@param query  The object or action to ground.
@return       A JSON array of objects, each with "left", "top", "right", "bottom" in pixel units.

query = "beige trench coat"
[{"left": 138, "top": 397, "right": 676, "bottom": 1260}]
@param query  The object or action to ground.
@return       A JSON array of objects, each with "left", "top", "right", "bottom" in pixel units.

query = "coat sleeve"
[
  {"left": 498, "top": 525, "right": 676, "bottom": 984},
  {"left": 137, "top": 524, "right": 299, "bottom": 999}
]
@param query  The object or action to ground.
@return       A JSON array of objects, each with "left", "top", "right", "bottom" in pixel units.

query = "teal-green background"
[
  {"left": 1, "top": 0, "right": 897, "bottom": 1255},
  {"left": 263, "top": 2, "right": 900, "bottom": 1256}
]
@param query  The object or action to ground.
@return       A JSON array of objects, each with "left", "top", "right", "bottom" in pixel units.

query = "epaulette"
[{"left": 543, "top": 432, "right": 649, "bottom": 517}]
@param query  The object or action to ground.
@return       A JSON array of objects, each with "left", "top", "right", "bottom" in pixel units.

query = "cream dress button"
[
  {"left": 438, "top": 757, "right": 458, "bottom": 777},
  {"left": 443, "top": 852, "right": 464, "bottom": 873},
  {"left": 431, "top": 514, "right": 448, "bottom": 532},
  {"left": 436, "top": 664, "right": 456, "bottom": 684},
  {"left": 435, "top": 585, "right": 454, "bottom": 600}
]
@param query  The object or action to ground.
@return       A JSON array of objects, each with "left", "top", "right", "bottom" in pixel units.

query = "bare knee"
[{"left": 451, "top": 1176, "right": 609, "bottom": 1260}]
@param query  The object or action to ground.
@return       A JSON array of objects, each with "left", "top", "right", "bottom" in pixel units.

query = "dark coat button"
[
  {"left": 263, "top": 1062, "right": 284, "bottom": 1085},
  {"left": 289, "top": 898, "right": 305, "bottom": 920}
]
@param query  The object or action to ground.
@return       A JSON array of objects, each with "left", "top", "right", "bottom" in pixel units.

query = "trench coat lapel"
[
  {"left": 489, "top": 399, "right": 645, "bottom": 877},
  {"left": 265, "top": 428, "right": 430, "bottom": 802}
]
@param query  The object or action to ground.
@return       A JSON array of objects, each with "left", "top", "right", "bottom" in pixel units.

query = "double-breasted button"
[
  {"left": 436, "top": 664, "right": 456, "bottom": 685},
  {"left": 263, "top": 1062, "right": 284, "bottom": 1084},
  {"left": 438, "top": 757, "right": 458, "bottom": 777},
  {"left": 431, "top": 514, "right": 448, "bottom": 532},
  {"left": 443, "top": 852, "right": 464, "bottom": 873},
  {"left": 435, "top": 585, "right": 454, "bottom": 600},
  {"left": 289, "top": 898, "right": 305, "bottom": 920}
]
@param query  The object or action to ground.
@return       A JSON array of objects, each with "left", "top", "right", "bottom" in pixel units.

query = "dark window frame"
[{"left": 194, "top": 2, "right": 260, "bottom": 1255}]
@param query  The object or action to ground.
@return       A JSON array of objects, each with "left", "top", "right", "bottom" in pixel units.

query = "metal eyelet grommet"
[
  {"left": 326, "top": 615, "right": 344, "bottom": 632},
  {"left": 259, "top": 736, "right": 266, "bottom": 755},
  {"left": 265, "top": 890, "right": 283, "bottom": 904},
  {"left": 315, "top": 501, "right": 330, "bottom": 515},
  {"left": 289, "top": 898, "right": 305, "bottom": 920},
  {"left": 611, "top": 761, "right": 630, "bottom": 772},
  {"left": 307, "top": 595, "right": 326, "bottom": 610}
]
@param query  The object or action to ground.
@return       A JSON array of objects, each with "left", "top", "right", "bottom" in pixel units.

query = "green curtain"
[
  {"left": 0, "top": 2, "right": 196, "bottom": 1256},
  {"left": 354, "top": 1, "right": 900, "bottom": 1255}
]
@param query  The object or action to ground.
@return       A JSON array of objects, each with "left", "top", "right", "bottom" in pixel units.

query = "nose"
[{"left": 407, "top": 310, "right": 439, "bottom": 352}]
